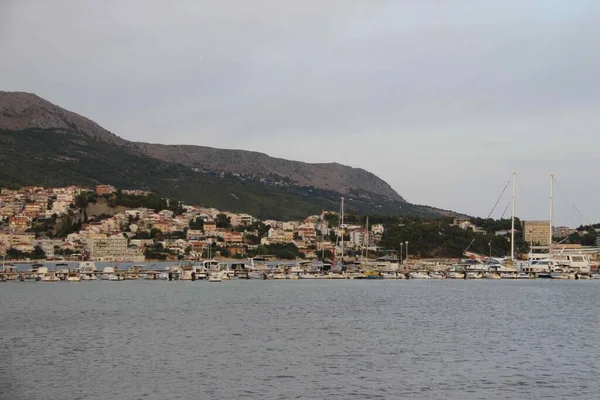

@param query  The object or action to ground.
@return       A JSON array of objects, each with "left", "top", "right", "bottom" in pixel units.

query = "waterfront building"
[
  {"left": 87, "top": 234, "right": 128, "bottom": 259},
  {"left": 524, "top": 220, "right": 551, "bottom": 246}
]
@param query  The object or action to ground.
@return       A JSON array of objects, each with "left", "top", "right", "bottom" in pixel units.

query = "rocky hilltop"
[{"left": 0, "top": 91, "right": 454, "bottom": 219}]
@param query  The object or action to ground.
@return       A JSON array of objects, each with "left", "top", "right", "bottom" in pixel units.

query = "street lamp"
[{"left": 405, "top": 241, "right": 409, "bottom": 264}]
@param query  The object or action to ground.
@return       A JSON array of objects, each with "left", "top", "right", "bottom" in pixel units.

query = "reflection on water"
[{"left": 1, "top": 280, "right": 599, "bottom": 399}]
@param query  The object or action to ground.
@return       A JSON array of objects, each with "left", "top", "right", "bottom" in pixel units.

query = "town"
[
  {"left": 0, "top": 184, "right": 390, "bottom": 262},
  {"left": 1, "top": 185, "right": 600, "bottom": 270}
]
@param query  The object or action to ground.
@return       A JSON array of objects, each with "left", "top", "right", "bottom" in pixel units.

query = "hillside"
[{"left": 0, "top": 91, "right": 458, "bottom": 219}]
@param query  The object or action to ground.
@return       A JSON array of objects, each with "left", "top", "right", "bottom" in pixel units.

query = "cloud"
[{"left": 1, "top": 0, "right": 600, "bottom": 225}]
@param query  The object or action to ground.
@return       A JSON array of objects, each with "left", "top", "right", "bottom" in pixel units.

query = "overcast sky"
[{"left": 1, "top": 0, "right": 599, "bottom": 226}]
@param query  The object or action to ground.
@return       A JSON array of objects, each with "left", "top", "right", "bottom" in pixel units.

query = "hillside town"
[
  {"left": 2, "top": 185, "right": 600, "bottom": 264},
  {"left": 0, "top": 185, "right": 387, "bottom": 262}
]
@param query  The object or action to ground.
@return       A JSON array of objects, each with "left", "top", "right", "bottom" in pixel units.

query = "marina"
[{"left": 2, "top": 255, "right": 599, "bottom": 282}]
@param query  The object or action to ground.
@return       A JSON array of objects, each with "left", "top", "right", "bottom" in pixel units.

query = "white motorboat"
[
  {"left": 66, "top": 272, "right": 81, "bottom": 282},
  {"left": 78, "top": 261, "right": 97, "bottom": 280},
  {"left": 208, "top": 272, "right": 222, "bottom": 282},
  {"left": 408, "top": 271, "right": 431, "bottom": 279},
  {"left": 41, "top": 272, "right": 60, "bottom": 282},
  {"left": 465, "top": 271, "right": 483, "bottom": 279},
  {"left": 550, "top": 269, "right": 575, "bottom": 279},
  {"left": 101, "top": 265, "right": 117, "bottom": 280},
  {"left": 446, "top": 271, "right": 464, "bottom": 279},
  {"left": 247, "top": 271, "right": 266, "bottom": 280},
  {"left": 428, "top": 271, "right": 446, "bottom": 279},
  {"left": 107, "top": 274, "right": 122, "bottom": 281},
  {"left": 517, "top": 272, "right": 535, "bottom": 279},
  {"left": 483, "top": 272, "right": 501, "bottom": 279},
  {"left": 591, "top": 273, "right": 600, "bottom": 279},
  {"left": 577, "top": 274, "right": 592, "bottom": 280}
]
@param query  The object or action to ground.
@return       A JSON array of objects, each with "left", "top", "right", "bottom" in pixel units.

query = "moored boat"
[
  {"left": 41, "top": 272, "right": 60, "bottom": 282},
  {"left": 428, "top": 271, "right": 446, "bottom": 279},
  {"left": 465, "top": 271, "right": 483, "bottom": 279},
  {"left": 66, "top": 272, "right": 81, "bottom": 282},
  {"left": 408, "top": 271, "right": 431, "bottom": 279}
]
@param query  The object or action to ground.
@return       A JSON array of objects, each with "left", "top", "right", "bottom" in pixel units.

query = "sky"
[{"left": 1, "top": 0, "right": 599, "bottom": 226}]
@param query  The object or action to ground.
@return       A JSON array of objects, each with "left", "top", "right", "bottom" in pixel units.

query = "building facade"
[
  {"left": 524, "top": 220, "right": 551, "bottom": 246},
  {"left": 87, "top": 235, "right": 128, "bottom": 259}
]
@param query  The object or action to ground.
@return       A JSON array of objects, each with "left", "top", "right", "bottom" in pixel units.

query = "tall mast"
[
  {"left": 365, "top": 216, "right": 369, "bottom": 261},
  {"left": 549, "top": 174, "right": 554, "bottom": 255},
  {"left": 511, "top": 172, "right": 516, "bottom": 261},
  {"left": 321, "top": 210, "right": 325, "bottom": 261},
  {"left": 340, "top": 197, "right": 344, "bottom": 263}
]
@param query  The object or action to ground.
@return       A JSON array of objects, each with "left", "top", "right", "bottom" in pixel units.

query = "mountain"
[{"left": 0, "top": 91, "right": 458, "bottom": 219}]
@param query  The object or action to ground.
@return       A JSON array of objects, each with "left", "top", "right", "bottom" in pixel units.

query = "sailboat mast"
[
  {"left": 365, "top": 216, "right": 369, "bottom": 261},
  {"left": 549, "top": 174, "right": 554, "bottom": 255},
  {"left": 511, "top": 172, "right": 516, "bottom": 261},
  {"left": 340, "top": 197, "right": 344, "bottom": 263}
]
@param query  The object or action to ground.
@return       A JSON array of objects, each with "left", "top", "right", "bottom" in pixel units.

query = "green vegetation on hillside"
[{"left": 0, "top": 128, "right": 457, "bottom": 220}]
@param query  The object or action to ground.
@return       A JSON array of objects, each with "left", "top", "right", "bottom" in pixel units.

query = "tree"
[
  {"left": 189, "top": 217, "right": 204, "bottom": 230},
  {"left": 216, "top": 213, "right": 232, "bottom": 229}
]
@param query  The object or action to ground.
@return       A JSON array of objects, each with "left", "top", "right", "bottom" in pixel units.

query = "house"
[
  {"left": 96, "top": 185, "right": 116, "bottom": 196},
  {"left": 223, "top": 231, "right": 243, "bottom": 244}
]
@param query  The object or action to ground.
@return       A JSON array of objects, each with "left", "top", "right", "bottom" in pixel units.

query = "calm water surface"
[{"left": 1, "top": 280, "right": 599, "bottom": 399}]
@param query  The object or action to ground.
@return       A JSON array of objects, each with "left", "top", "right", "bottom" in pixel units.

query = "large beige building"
[
  {"left": 87, "top": 235, "right": 128, "bottom": 260},
  {"left": 523, "top": 221, "right": 551, "bottom": 246}
]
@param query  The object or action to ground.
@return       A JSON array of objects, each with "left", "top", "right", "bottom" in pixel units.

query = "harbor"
[{"left": 2, "top": 253, "right": 599, "bottom": 282}]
